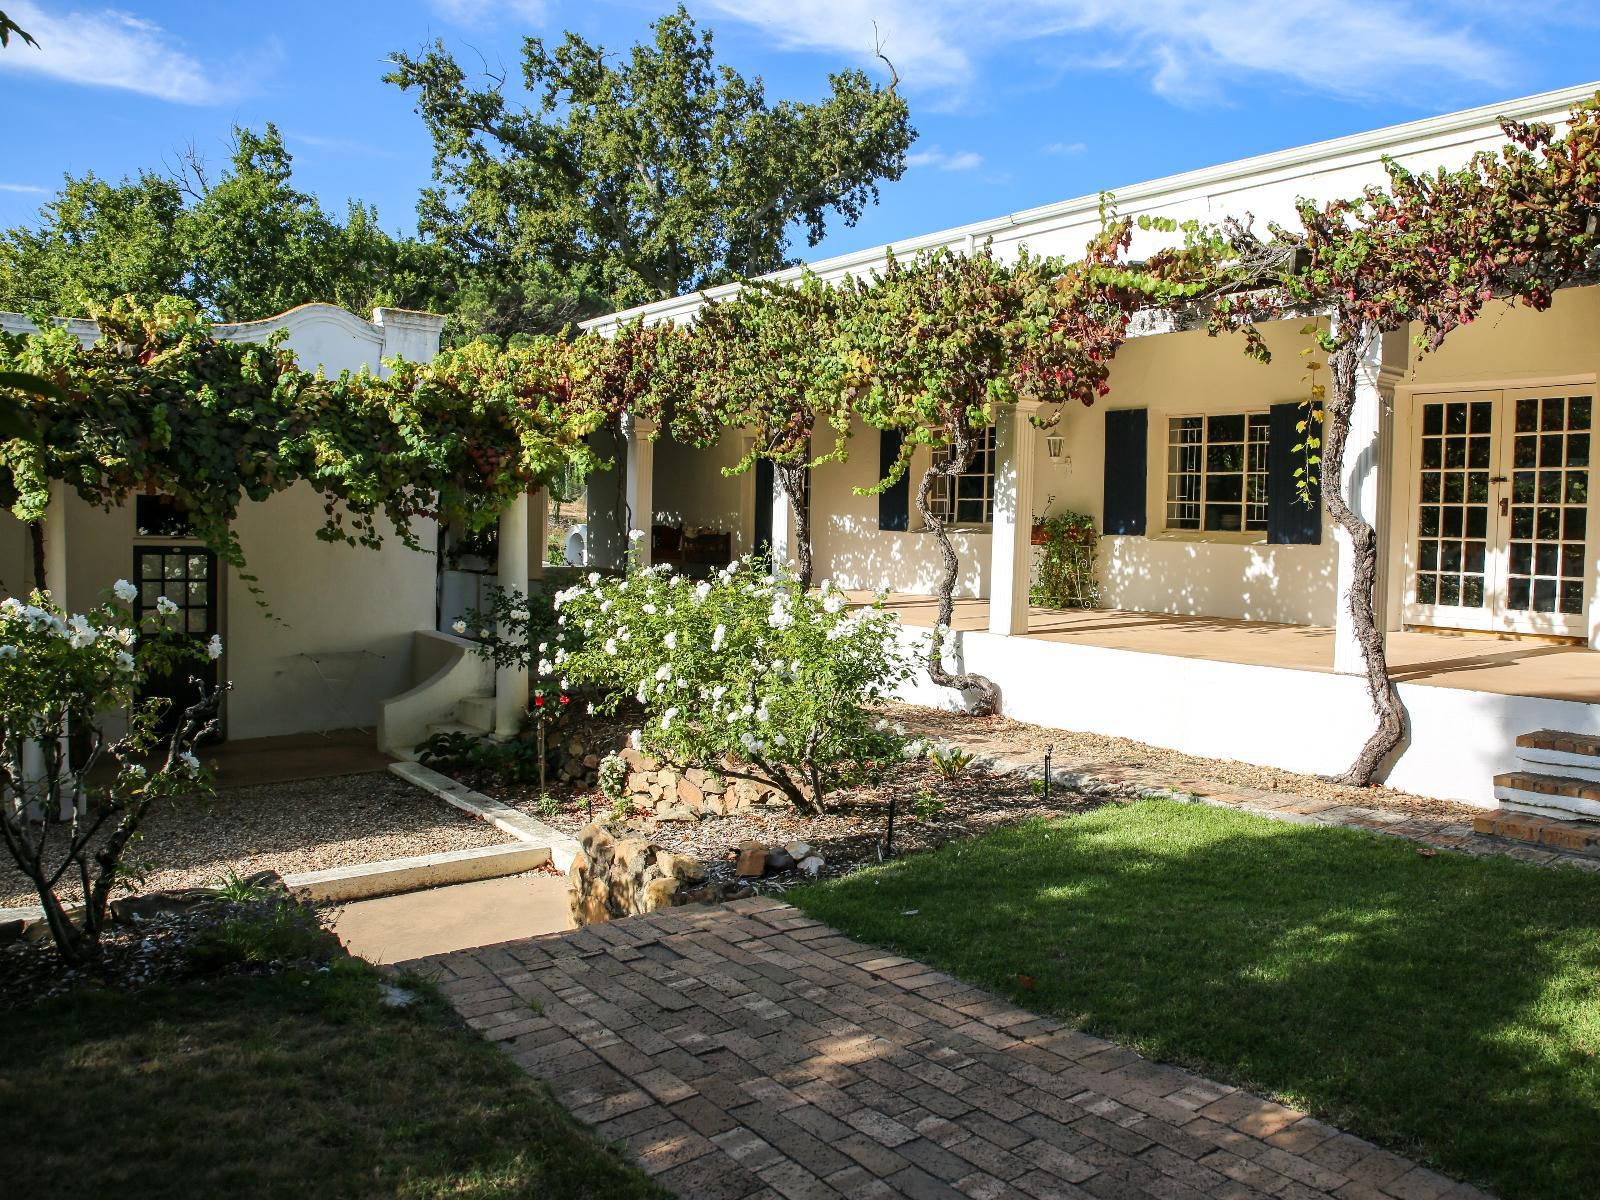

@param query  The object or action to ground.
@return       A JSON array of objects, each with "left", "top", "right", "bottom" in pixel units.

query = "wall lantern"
[{"left": 1045, "top": 434, "right": 1066, "bottom": 463}]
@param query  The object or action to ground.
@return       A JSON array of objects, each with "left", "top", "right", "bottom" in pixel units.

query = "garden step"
[
  {"left": 455, "top": 694, "right": 497, "bottom": 732},
  {"left": 1492, "top": 770, "right": 1600, "bottom": 822},
  {"left": 1473, "top": 804, "right": 1600, "bottom": 852},
  {"left": 1514, "top": 729, "right": 1600, "bottom": 782},
  {"left": 427, "top": 721, "right": 488, "bottom": 740}
]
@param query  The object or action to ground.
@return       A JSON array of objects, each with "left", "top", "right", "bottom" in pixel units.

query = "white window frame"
[
  {"left": 928, "top": 426, "right": 996, "bottom": 528},
  {"left": 1163, "top": 411, "right": 1271, "bottom": 537}
]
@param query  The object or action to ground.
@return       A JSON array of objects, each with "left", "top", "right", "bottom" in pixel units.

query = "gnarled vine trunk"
[
  {"left": 914, "top": 426, "right": 999, "bottom": 715},
  {"left": 774, "top": 462, "right": 813, "bottom": 589},
  {"left": 1325, "top": 332, "right": 1407, "bottom": 785}
]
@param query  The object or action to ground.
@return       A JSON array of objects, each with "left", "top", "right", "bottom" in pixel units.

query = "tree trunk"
[
  {"left": 1324, "top": 333, "right": 1407, "bottom": 786},
  {"left": 775, "top": 462, "right": 813, "bottom": 589},
  {"left": 914, "top": 430, "right": 999, "bottom": 715},
  {"left": 29, "top": 520, "right": 45, "bottom": 592}
]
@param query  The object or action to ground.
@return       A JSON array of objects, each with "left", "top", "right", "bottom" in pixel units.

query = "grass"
[
  {"left": 791, "top": 798, "right": 1600, "bottom": 1200},
  {"left": 0, "top": 945, "right": 665, "bottom": 1199}
]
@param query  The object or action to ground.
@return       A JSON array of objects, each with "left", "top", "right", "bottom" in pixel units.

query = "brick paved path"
[{"left": 399, "top": 898, "right": 1486, "bottom": 1200}]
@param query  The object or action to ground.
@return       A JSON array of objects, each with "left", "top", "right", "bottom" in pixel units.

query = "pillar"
[
  {"left": 583, "top": 425, "right": 625, "bottom": 570},
  {"left": 1333, "top": 329, "right": 1402, "bottom": 674},
  {"left": 623, "top": 414, "right": 656, "bottom": 568},
  {"left": 528, "top": 488, "right": 547, "bottom": 583},
  {"left": 494, "top": 490, "right": 529, "bottom": 737},
  {"left": 988, "top": 400, "right": 1042, "bottom": 637},
  {"left": 769, "top": 469, "right": 793, "bottom": 575}
]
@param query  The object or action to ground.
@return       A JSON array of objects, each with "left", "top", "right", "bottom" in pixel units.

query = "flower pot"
[{"left": 1030, "top": 523, "right": 1049, "bottom": 545}]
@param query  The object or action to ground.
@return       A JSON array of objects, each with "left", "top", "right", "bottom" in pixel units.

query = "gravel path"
[{"left": 0, "top": 772, "right": 512, "bottom": 911}]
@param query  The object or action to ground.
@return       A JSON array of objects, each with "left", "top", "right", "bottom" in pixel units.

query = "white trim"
[{"left": 581, "top": 81, "right": 1600, "bottom": 334}]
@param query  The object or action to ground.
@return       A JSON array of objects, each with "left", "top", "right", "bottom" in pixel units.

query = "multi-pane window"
[
  {"left": 1166, "top": 413, "right": 1270, "bottom": 533},
  {"left": 929, "top": 426, "right": 996, "bottom": 526},
  {"left": 1507, "top": 394, "right": 1589, "bottom": 616},
  {"left": 1415, "top": 398, "right": 1494, "bottom": 609}
]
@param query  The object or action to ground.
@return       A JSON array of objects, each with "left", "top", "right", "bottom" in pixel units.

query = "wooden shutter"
[
  {"left": 1102, "top": 409, "right": 1148, "bottom": 536},
  {"left": 878, "top": 430, "right": 910, "bottom": 531},
  {"left": 1267, "top": 401, "right": 1323, "bottom": 545}
]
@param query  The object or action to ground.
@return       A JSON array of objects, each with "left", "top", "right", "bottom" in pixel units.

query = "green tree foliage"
[
  {"left": 386, "top": 5, "right": 914, "bottom": 336},
  {"left": 0, "top": 125, "right": 447, "bottom": 322},
  {"left": 673, "top": 275, "right": 853, "bottom": 586}
]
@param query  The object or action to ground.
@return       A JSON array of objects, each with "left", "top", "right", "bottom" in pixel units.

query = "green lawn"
[
  {"left": 0, "top": 952, "right": 664, "bottom": 1200},
  {"left": 792, "top": 799, "right": 1600, "bottom": 1200}
]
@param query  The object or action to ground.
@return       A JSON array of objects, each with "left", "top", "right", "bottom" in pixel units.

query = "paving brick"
[{"left": 421, "top": 901, "right": 1471, "bottom": 1200}]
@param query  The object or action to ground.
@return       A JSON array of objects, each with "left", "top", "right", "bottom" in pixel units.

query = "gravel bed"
[
  {"left": 887, "top": 702, "right": 1484, "bottom": 822},
  {"left": 0, "top": 772, "right": 512, "bottom": 911}
]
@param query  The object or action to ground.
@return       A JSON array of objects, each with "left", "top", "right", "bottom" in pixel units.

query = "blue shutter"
[
  {"left": 878, "top": 430, "right": 909, "bottom": 531},
  {"left": 1102, "top": 409, "right": 1148, "bottom": 536},
  {"left": 1267, "top": 401, "right": 1322, "bottom": 545}
]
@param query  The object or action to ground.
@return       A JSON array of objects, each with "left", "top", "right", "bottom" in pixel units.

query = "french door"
[
  {"left": 133, "top": 545, "right": 221, "bottom": 734},
  {"left": 1408, "top": 387, "right": 1592, "bottom": 636}
]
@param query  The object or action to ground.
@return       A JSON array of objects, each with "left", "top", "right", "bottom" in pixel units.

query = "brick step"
[
  {"left": 1514, "top": 730, "right": 1600, "bottom": 782},
  {"left": 1473, "top": 805, "right": 1600, "bottom": 852},
  {"left": 1493, "top": 770, "right": 1600, "bottom": 822}
]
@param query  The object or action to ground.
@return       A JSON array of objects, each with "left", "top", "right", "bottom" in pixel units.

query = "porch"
[{"left": 872, "top": 596, "right": 1600, "bottom": 705}]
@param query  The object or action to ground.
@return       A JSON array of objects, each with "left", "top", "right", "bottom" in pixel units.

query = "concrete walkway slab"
[
  {"left": 399, "top": 899, "right": 1486, "bottom": 1200},
  {"left": 332, "top": 874, "right": 571, "bottom": 964}
]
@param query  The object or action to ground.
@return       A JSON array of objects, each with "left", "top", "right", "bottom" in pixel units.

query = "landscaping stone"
[
  {"left": 567, "top": 822, "right": 764, "bottom": 926},
  {"left": 735, "top": 842, "right": 769, "bottom": 878},
  {"left": 797, "top": 854, "right": 825, "bottom": 878}
]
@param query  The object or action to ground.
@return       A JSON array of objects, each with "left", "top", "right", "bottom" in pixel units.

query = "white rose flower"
[
  {"left": 206, "top": 634, "right": 223, "bottom": 660},
  {"left": 773, "top": 733, "right": 787, "bottom": 747},
  {"left": 117, "top": 651, "right": 135, "bottom": 672},
  {"left": 664, "top": 631, "right": 677, "bottom": 650},
  {"left": 711, "top": 623, "right": 726, "bottom": 652},
  {"left": 452, "top": 620, "right": 468, "bottom": 635},
  {"left": 112, "top": 579, "right": 138, "bottom": 603},
  {"left": 628, "top": 529, "right": 645, "bottom": 542},
  {"left": 124, "top": 763, "right": 147, "bottom": 781},
  {"left": 155, "top": 596, "right": 178, "bottom": 616},
  {"left": 643, "top": 603, "right": 657, "bottom": 615},
  {"left": 823, "top": 593, "right": 844, "bottom": 614},
  {"left": 178, "top": 750, "right": 202, "bottom": 776},
  {"left": 588, "top": 572, "right": 600, "bottom": 585},
  {"left": 629, "top": 729, "right": 643, "bottom": 750},
  {"left": 661, "top": 707, "right": 678, "bottom": 731},
  {"left": 0, "top": 645, "right": 16, "bottom": 660},
  {"left": 604, "top": 638, "right": 618, "bottom": 655}
]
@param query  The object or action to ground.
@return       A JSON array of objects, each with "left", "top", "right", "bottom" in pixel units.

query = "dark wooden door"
[{"left": 133, "top": 545, "right": 220, "bottom": 736}]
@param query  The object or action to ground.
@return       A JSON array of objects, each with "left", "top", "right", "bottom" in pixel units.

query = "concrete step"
[
  {"left": 1492, "top": 770, "right": 1600, "bottom": 821},
  {"left": 426, "top": 722, "right": 488, "bottom": 741},
  {"left": 1515, "top": 730, "right": 1600, "bottom": 782},
  {"left": 455, "top": 694, "right": 496, "bottom": 733}
]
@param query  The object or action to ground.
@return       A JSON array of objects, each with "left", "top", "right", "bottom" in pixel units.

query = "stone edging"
[{"left": 388, "top": 760, "right": 582, "bottom": 872}]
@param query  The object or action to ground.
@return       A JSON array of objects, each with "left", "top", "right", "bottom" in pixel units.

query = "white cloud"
[
  {"left": 428, "top": 0, "right": 547, "bottom": 25},
  {"left": 698, "top": 0, "right": 1511, "bottom": 107},
  {"left": 0, "top": 2, "right": 234, "bottom": 104},
  {"left": 906, "top": 145, "right": 985, "bottom": 171},
  {"left": 1043, "top": 141, "right": 1087, "bottom": 155},
  {"left": 0, "top": 183, "right": 49, "bottom": 194}
]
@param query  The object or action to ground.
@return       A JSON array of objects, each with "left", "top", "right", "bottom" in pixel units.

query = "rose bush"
[
  {"left": 0, "top": 587, "right": 220, "bottom": 963},
  {"left": 545, "top": 555, "right": 912, "bottom": 813}
]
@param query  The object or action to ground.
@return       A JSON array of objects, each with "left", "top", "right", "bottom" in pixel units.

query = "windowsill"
[
  {"left": 1148, "top": 529, "right": 1269, "bottom": 546},
  {"left": 915, "top": 524, "right": 993, "bottom": 535}
]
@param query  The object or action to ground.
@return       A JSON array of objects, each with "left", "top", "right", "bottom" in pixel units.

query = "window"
[
  {"left": 1166, "top": 413, "right": 1270, "bottom": 533},
  {"left": 135, "top": 494, "right": 194, "bottom": 539},
  {"left": 929, "top": 427, "right": 996, "bottom": 526}
]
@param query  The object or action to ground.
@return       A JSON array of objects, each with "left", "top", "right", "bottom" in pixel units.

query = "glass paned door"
[
  {"left": 1408, "top": 388, "right": 1593, "bottom": 636},
  {"left": 133, "top": 545, "right": 220, "bottom": 734},
  {"left": 1412, "top": 394, "right": 1497, "bottom": 628}
]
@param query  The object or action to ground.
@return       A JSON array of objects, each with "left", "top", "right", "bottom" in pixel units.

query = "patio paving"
[{"left": 399, "top": 898, "right": 1485, "bottom": 1200}]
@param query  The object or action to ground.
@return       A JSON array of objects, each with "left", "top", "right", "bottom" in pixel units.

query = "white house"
[
  {"left": 0, "top": 303, "right": 484, "bottom": 744},
  {"left": 577, "top": 81, "right": 1600, "bottom": 812}
]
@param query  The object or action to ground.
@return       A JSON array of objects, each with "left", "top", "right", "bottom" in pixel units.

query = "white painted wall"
[
  {"left": 894, "top": 622, "right": 1600, "bottom": 808},
  {"left": 654, "top": 429, "right": 754, "bottom": 551}
]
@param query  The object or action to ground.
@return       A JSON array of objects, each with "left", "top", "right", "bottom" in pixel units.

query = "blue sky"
[{"left": 2, "top": 0, "right": 1599, "bottom": 266}]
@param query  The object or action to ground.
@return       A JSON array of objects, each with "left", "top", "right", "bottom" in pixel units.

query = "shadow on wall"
[
  {"left": 1099, "top": 536, "right": 1337, "bottom": 626},
  {"left": 815, "top": 513, "right": 988, "bottom": 597}
]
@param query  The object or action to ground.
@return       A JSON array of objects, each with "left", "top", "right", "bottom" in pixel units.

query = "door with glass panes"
[
  {"left": 1408, "top": 387, "right": 1592, "bottom": 636},
  {"left": 133, "top": 545, "right": 220, "bottom": 734}
]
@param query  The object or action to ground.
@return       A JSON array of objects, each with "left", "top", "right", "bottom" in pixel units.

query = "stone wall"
[
  {"left": 567, "top": 823, "right": 751, "bottom": 925},
  {"left": 618, "top": 748, "right": 791, "bottom": 822}
]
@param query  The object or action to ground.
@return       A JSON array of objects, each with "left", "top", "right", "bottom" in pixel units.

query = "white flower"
[
  {"left": 117, "top": 651, "right": 135, "bottom": 672},
  {"left": 823, "top": 593, "right": 844, "bottom": 614},
  {"left": 0, "top": 645, "right": 15, "bottom": 660},
  {"left": 538, "top": 659, "right": 553, "bottom": 674},
  {"left": 643, "top": 603, "right": 657, "bottom": 615},
  {"left": 124, "top": 763, "right": 147, "bottom": 781},
  {"left": 711, "top": 684, "right": 727, "bottom": 701},
  {"left": 693, "top": 580, "right": 711, "bottom": 604},
  {"left": 586, "top": 702, "right": 595, "bottom": 715},
  {"left": 206, "top": 634, "right": 223, "bottom": 660},
  {"left": 628, "top": 529, "right": 645, "bottom": 542},
  {"left": 629, "top": 728, "right": 643, "bottom": 750},
  {"left": 604, "top": 638, "right": 618, "bottom": 655},
  {"left": 115, "top": 627, "right": 135, "bottom": 646},
  {"left": 112, "top": 579, "right": 138, "bottom": 603},
  {"left": 664, "top": 631, "right": 677, "bottom": 650},
  {"left": 538, "top": 641, "right": 548, "bottom": 653},
  {"left": 588, "top": 572, "right": 600, "bottom": 585},
  {"left": 711, "top": 623, "right": 726, "bottom": 652},
  {"left": 452, "top": 620, "right": 467, "bottom": 635},
  {"left": 877, "top": 718, "right": 890, "bottom": 731},
  {"left": 155, "top": 596, "right": 178, "bottom": 616},
  {"left": 773, "top": 733, "right": 787, "bottom": 747},
  {"left": 511, "top": 608, "right": 531, "bottom": 622},
  {"left": 600, "top": 599, "right": 612, "bottom": 613},
  {"left": 67, "top": 615, "right": 97, "bottom": 649},
  {"left": 178, "top": 750, "right": 202, "bottom": 777},
  {"left": 479, "top": 628, "right": 492, "bottom": 639},
  {"left": 662, "top": 707, "right": 678, "bottom": 731}
]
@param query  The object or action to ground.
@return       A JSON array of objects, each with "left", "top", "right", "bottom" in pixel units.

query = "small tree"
[
  {"left": 674, "top": 275, "right": 852, "bottom": 587},
  {"left": 1209, "top": 92, "right": 1600, "bottom": 785},
  {"left": 0, "top": 588, "right": 221, "bottom": 965}
]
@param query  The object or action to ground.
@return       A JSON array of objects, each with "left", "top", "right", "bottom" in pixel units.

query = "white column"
[
  {"left": 528, "top": 488, "right": 547, "bottom": 583},
  {"left": 769, "top": 468, "right": 793, "bottom": 574},
  {"left": 371, "top": 308, "right": 446, "bottom": 371},
  {"left": 1333, "top": 332, "right": 1399, "bottom": 674},
  {"left": 623, "top": 414, "right": 657, "bottom": 568},
  {"left": 988, "top": 400, "right": 1042, "bottom": 637},
  {"left": 494, "top": 490, "right": 529, "bottom": 737}
]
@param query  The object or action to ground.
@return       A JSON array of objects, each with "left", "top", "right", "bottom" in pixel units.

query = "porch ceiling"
[{"left": 862, "top": 594, "right": 1600, "bottom": 705}]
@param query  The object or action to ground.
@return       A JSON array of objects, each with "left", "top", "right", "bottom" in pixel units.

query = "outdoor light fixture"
[{"left": 1045, "top": 435, "right": 1066, "bottom": 463}]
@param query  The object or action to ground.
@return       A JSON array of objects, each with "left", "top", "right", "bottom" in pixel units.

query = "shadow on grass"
[
  {"left": 0, "top": 958, "right": 666, "bottom": 1200},
  {"left": 792, "top": 799, "right": 1600, "bottom": 1200}
]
